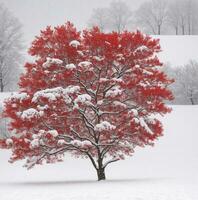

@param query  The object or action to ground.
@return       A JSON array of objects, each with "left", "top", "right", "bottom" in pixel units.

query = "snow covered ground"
[{"left": 0, "top": 105, "right": 198, "bottom": 199}]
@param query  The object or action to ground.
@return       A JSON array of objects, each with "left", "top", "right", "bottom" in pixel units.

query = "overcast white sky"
[
  {"left": 0, "top": 0, "right": 146, "bottom": 43},
  {"left": 0, "top": 0, "right": 198, "bottom": 66}
]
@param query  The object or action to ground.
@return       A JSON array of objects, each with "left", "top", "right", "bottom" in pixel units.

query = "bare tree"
[
  {"left": 88, "top": 1, "right": 132, "bottom": 33},
  {"left": 135, "top": 0, "right": 168, "bottom": 35},
  {"left": 178, "top": 61, "right": 198, "bottom": 105},
  {"left": 88, "top": 8, "right": 109, "bottom": 32},
  {"left": 167, "top": 2, "right": 180, "bottom": 35},
  {"left": 89, "top": 0, "right": 198, "bottom": 35},
  {"left": 0, "top": 4, "right": 23, "bottom": 92},
  {"left": 185, "top": 0, "right": 198, "bottom": 35},
  {"left": 165, "top": 61, "right": 198, "bottom": 105},
  {"left": 178, "top": 1, "right": 187, "bottom": 35},
  {"left": 168, "top": 1, "right": 186, "bottom": 35},
  {"left": 168, "top": 0, "right": 198, "bottom": 35},
  {"left": 107, "top": 1, "right": 132, "bottom": 33}
]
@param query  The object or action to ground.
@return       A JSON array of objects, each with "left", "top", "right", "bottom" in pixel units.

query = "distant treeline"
[
  {"left": 88, "top": 0, "right": 198, "bottom": 35},
  {"left": 164, "top": 60, "right": 198, "bottom": 105}
]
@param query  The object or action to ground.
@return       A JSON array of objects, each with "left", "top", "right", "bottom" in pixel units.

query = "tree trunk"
[
  {"left": 0, "top": 73, "right": 3, "bottom": 92},
  {"left": 188, "top": 21, "right": 191, "bottom": 35},
  {"left": 158, "top": 25, "right": 161, "bottom": 35},
  {"left": 189, "top": 90, "right": 195, "bottom": 105},
  {"left": 97, "top": 167, "right": 106, "bottom": 181},
  {"left": 0, "top": 83, "right": 3, "bottom": 92},
  {"left": 190, "top": 99, "right": 194, "bottom": 105},
  {"left": 190, "top": 97, "right": 195, "bottom": 105},
  {"left": 175, "top": 27, "right": 178, "bottom": 35},
  {"left": 97, "top": 154, "right": 106, "bottom": 181},
  {"left": 182, "top": 25, "right": 185, "bottom": 35}
]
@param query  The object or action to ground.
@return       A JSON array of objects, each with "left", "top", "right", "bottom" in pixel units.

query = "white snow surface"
[{"left": 0, "top": 96, "right": 198, "bottom": 199}]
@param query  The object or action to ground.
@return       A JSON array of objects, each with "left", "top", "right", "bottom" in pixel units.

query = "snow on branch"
[
  {"left": 135, "top": 45, "right": 149, "bottom": 52},
  {"left": 64, "top": 85, "right": 80, "bottom": 94},
  {"left": 42, "top": 57, "right": 63, "bottom": 68},
  {"left": 78, "top": 61, "right": 92, "bottom": 68},
  {"left": 32, "top": 87, "right": 64, "bottom": 102},
  {"left": 139, "top": 117, "right": 153, "bottom": 135},
  {"left": 5, "top": 138, "right": 13, "bottom": 146},
  {"left": 32, "top": 86, "right": 80, "bottom": 104},
  {"left": 113, "top": 101, "right": 127, "bottom": 108},
  {"left": 8, "top": 92, "right": 29, "bottom": 102},
  {"left": 74, "top": 94, "right": 92, "bottom": 108},
  {"left": 94, "top": 121, "right": 116, "bottom": 132},
  {"left": 24, "top": 154, "right": 46, "bottom": 169},
  {"left": 69, "top": 40, "right": 80, "bottom": 48},
  {"left": 21, "top": 108, "right": 40, "bottom": 120},
  {"left": 65, "top": 63, "right": 76, "bottom": 70},
  {"left": 105, "top": 86, "right": 122, "bottom": 97},
  {"left": 103, "top": 157, "right": 120, "bottom": 168},
  {"left": 70, "top": 139, "right": 92, "bottom": 147}
]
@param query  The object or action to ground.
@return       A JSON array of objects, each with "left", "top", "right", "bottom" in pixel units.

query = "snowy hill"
[
  {"left": 153, "top": 35, "right": 198, "bottom": 67},
  {"left": 0, "top": 105, "right": 198, "bottom": 199}
]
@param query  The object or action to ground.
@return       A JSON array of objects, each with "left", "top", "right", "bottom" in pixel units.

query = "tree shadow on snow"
[{"left": 0, "top": 177, "right": 171, "bottom": 187}]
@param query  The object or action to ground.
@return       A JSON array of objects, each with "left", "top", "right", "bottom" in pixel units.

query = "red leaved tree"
[{"left": 0, "top": 22, "right": 173, "bottom": 181}]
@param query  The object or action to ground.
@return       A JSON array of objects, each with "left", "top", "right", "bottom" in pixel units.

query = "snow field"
[{"left": 0, "top": 105, "right": 198, "bottom": 199}]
